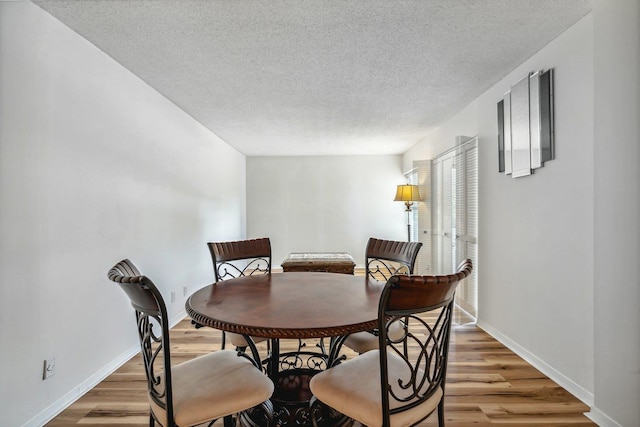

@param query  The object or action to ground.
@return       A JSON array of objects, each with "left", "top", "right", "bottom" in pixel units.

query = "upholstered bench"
[{"left": 281, "top": 252, "right": 356, "bottom": 275}]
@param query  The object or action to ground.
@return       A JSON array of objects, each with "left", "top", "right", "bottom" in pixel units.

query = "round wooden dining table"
[
  {"left": 185, "top": 271, "right": 385, "bottom": 427},
  {"left": 186, "top": 271, "right": 384, "bottom": 339}
]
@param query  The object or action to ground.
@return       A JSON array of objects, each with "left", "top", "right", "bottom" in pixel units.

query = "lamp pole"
[{"left": 405, "top": 202, "right": 412, "bottom": 242}]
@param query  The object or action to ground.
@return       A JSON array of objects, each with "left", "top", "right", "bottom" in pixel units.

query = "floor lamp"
[{"left": 394, "top": 184, "right": 422, "bottom": 242}]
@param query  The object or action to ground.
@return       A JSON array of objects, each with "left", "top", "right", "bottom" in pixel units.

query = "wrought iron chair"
[
  {"left": 108, "top": 259, "right": 274, "bottom": 427},
  {"left": 343, "top": 237, "right": 423, "bottom": 354},
  {"left": 207, "top": 238, "right": 272, "bottom": 350},
  {"left": 309, "top": 259, "right": 473, "bottom": 427}
]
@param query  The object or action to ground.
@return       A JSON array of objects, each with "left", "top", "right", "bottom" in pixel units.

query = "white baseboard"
[
  {"left": 23, "top": 309, "right": 188, "bottom": 427},
  {"left": 476, "top": 320, "right": 594, "bottom": 407},
  {"left": 585, "top": 407, "right": 622, "bottom": 427},
  {"left": 23, "top": 344, "right": 139, "bottom": 427}
]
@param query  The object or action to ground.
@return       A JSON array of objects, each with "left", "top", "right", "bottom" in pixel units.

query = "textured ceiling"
[{"left": 33, "top": 0, "right": 591, "bottom": 156}]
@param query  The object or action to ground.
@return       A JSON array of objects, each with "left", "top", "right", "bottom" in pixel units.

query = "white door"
[{"left": 431, "top": 138, "right": 478, "bottom": 321}]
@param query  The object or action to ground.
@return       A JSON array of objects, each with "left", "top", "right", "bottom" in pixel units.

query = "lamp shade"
[{"left": 394, "top": 184, "right": 422, "bottom": 202}]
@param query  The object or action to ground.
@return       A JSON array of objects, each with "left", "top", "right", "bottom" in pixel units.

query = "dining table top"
[{"left": 186, "top": 272, "right": 385, "bottom": 339}]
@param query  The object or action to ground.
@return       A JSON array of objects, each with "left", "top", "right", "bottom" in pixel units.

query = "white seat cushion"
[
  {"left": 309, "top": 349, "right": 443, "bottom": 427},
  {"left": 343, "top": 320, "right": 406, "bottom": 354},
  {"left": 150, "top": 350, "right": 273, "bottom": 426}
]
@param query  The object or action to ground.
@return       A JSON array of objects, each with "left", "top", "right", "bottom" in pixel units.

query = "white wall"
[
  {"left": 246, "top": 155, "right": 408, "bottom": 266},
  {"left": 478, "top": 13, "right": 595, "bottom": 405},
  {"left": 592, "top": 0, "right": 640, "bottom": 426},
  {"left": 405, "top": 13, "right": 595, "bottom": 406},
  {"left": 0, "top": 3, "right": 246, "bottom": 426},
  {"left": 406, "top": 5, "right": 640, "bottom": 424}
]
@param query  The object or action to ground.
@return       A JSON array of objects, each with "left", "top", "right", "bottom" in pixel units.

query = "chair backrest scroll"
[
  {"left": 207, "top": 238, "right": 272, "bottom": 281},
  {"left": 365, "top": 237, "right": 423, "bottom": 281}
]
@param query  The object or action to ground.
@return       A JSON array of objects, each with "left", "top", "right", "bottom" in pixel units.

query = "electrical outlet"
[
  {"left": 170, "top": 291, "right": 176, "bottom": 303},
  {"left": 43, "top": 357, "right": 55, "bottom": 380},
  {"left": 183, "top": 285, "right": 188, "bottom": 297}
]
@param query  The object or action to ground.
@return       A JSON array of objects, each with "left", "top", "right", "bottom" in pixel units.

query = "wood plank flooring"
[{"left": 46, "top": 317, "right": 595, "bottom": 427}]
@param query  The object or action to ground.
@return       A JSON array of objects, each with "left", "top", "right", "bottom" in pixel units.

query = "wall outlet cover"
[{"left": 43, "top": 358, "right": 55, "bottom": 380}]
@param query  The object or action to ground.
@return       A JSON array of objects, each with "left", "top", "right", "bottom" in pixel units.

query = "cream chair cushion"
[
  {"left": 149, "top": 350, "right": 273, "bottom": 426},
  {"left": 227, "top": 332, "right": 269, "bottom": 348},
  {"left": 342, "top": 320, "right": 406, "bottom": 354},
  {"left": 309, "top": 349, "right": 443, "bottom": 427}
]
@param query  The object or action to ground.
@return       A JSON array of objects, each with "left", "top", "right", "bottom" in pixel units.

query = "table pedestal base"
[
  {"left": 240, "top": 368, "right": 350, "bottom": 427},
  {"left": 273, "top": 368, "right": 316, "bottom": 426}
]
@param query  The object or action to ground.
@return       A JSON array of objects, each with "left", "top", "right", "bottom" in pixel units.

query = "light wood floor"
[{"left": 46, "top": 316, "right": 595, "bottom": 427}]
